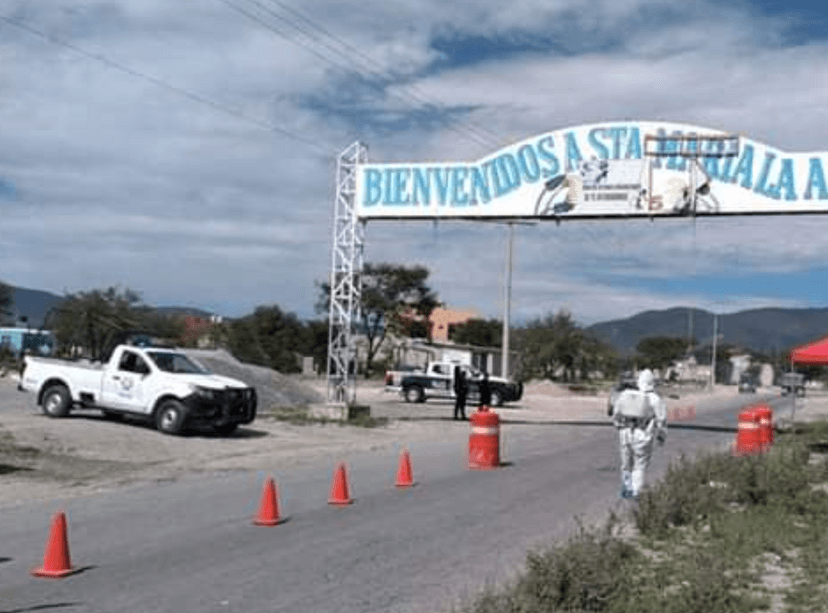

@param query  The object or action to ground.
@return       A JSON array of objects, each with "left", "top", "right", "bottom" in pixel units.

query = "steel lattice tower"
[{"left": 326, "top": 142, "right": 367, "bottom": 403}]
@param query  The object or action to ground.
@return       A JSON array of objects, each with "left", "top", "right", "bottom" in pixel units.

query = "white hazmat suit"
[{"left": 610, "top": 369, "right": 667, "bottom": 499}]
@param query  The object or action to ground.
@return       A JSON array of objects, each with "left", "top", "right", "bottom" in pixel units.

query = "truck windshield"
[{"left": 147, "top": 351, "right": 209, "bottom": 374}]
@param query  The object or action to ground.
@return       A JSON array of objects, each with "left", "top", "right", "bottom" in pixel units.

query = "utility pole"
[
  {"left": 710, "top": 313, "right": 717, "bottom": 391},
  {"left": 688, "top": 306, "right": 694, "bottom": 356},
  {"left": 501, "top": 222, "right": 514, "bottom": 379}
]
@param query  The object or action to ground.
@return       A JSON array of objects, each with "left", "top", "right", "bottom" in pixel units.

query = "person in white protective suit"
[{"left": 610, "top": 369, "right": 667, "bottom": 499}]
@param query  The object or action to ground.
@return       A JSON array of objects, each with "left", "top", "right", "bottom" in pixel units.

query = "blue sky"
[{"left": 2, "top": 0, "right": 828, "bottom": 327}]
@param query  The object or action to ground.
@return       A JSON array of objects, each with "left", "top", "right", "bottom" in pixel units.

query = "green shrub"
[
  {"left": 460, "top": 519, "right": 639, "bottom": 613},
  {"left": 724, "top": 445, "right": 811, "bottom": 508},
  {"left": 636, "top": 442, "right": 819, "bottom": 537},
  {"left": 634, "top": 454, "right": 728, "bottom": 537}
]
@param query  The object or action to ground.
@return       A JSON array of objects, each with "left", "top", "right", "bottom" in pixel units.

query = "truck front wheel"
[
  {"left": 490, "top": 389, "right": 503, "bottom": 407},
  {"left": 404, "top": 386, "right": 425, "bottom": 403},
  {"left": 42, "top": 384, "right": 71, "bottom": 418},
  {"left": 156, "top": 400, "right": 186, "bottom": 435}
]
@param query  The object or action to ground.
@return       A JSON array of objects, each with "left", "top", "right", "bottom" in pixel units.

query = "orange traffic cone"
[
  {"left": 253, "top": 476, "right": 285, "bottom": 526},
  {"left": 31, "top": 511, "right": 77, "bottom": 578},
  {"left": 395, "top": 449, "right": 415, "bottom": 487},
  {"left": 328, "top": 462, "right": 353, "bottom": 505}
]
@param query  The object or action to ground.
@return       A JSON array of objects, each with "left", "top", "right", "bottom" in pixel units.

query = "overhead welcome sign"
[{"left": 354, "top": 121, "right": 828, "bottom": 220}]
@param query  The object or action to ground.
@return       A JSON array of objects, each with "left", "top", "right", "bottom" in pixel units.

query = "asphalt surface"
[{"left": 0, "top": 392, "right": 794, "bottom": 613}]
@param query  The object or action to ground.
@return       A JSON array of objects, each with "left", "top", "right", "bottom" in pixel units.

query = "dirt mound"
[
  {"left": 523, "top": 380, "right": 580, "bottom": 397},
  {"left": 181, "top": 349, "right": 325, "bottom": 408}
]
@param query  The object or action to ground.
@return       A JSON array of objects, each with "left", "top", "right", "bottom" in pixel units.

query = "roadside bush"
[
  {"left": 636, "top": 441, "right": 820, "bottom": 538},
  {"left": 460, "top": 519, "right": 639, "bottom": 613},
  {"left": 634, "top": 454, "right": 728, "bottom": 537},
  {"left": 727, "top": 444, "right": 811, "bottom": 508}
]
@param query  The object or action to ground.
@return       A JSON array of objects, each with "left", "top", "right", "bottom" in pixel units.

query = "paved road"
[{"left": 0, "top": 393, "right": 793, "bottom": 613}]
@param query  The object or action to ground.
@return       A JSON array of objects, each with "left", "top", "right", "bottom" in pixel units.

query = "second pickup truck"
[
  {"left": 19, "top": 343, "right": 256, "bottom": 436},
  {"left": 385, "top": 361, "right": 523, "bottom": 407}
]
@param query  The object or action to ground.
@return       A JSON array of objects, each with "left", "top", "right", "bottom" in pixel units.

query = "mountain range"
[
  {"left": 2, "top": 286, "right": 215, "bottom": 329},
  {"left": 586, "top": 306, "right": 828, "bottom": 357},
  {"left": 4, "top": 284, "right": 828, "bottom": 356}
]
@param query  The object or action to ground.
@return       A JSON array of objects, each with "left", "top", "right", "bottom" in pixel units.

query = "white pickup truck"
[{"left": 18, "top": 344, "right": 256, "bottom": 436}]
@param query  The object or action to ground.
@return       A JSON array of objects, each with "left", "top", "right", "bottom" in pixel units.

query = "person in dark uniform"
[
  {"left": 478, "top": 369, "right": 491, "bottom": 409},
  {"left": 453, "top": 365, "right": 468, "bottom": 420}
]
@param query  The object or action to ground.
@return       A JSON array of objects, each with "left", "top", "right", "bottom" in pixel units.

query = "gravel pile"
[{"left": 181, "top": 349, "right": 325, "bottom": 408}]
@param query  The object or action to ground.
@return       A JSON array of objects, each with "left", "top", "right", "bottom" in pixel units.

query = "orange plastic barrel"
[
  {"left": 469, "top": 406, "right": 500, "bottom": 469},
  {"left": 733, "top": 408, "right": 762, "bottom": 456},
  {"left": 754, "top": 404, "right": 774, "bottom": 451}
]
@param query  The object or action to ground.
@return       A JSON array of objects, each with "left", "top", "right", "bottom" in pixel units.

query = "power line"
[
  {"left": 0, "top": 11, "right": 333, "bottom": 156},
  {"left": 219, "top": 0, "right": 500, "bottom": 150},
  {"left": 260, "top": 0, "right": 503, "bottom": 145},
  {"left": 216, "top": 0, "right": 362, "bottom": 84}
]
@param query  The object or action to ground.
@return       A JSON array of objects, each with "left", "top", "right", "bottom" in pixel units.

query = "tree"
[
  {"left": 303, "top": 319, "right": 330, "bottom": 375},
  {"left": 513, "top": 309, "right": 614, "bottom": 383},
  {"left": 449, "top": 318, "right": 502, "bottom": 347},
  {"left": 317, "top": 262, "right": 439, "bottom": 377},
  {"left": 44, "top": 286, "right": 183, "bottom": 359},
  {"left": 225, "top": 305, "right": 310, "bottom": 373},
  {"left": 635, "top": 336, "right": 690, "bottom": 370},
  {"left": 0, "top": 280, "right": 12, "bottom": 325}
]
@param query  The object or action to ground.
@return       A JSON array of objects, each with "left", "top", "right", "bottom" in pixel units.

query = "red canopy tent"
[{"left": 790, "top": 336, "right": 828, "bottom": 364}]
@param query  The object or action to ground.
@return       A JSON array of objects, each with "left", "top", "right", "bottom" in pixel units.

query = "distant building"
[
  {"left": 729, "top": 354, "right": 752, "bottom": 385},
  {"left": 393, "top": 305, "right": 484, "bottom": 343},
  {"left": 429, "top": 306, "right": 483, "bottom": 342},
  {"left": 0, "top": 327, "right": 54, "bottom": 356},
  {"left": 180, "top": 315, "right": 219, "bottom": 348},
  {"left": 666, "top": 356, "right": 710, "bottom": 385},
  {"left": 368, "top": 305, "right": 518, "bottom": 376},
  {"left": 386, "top": 338, "right": 519, "bottom": 378},
  {"left": 759, "top": 363, "right": 774, "bottom": 387}
]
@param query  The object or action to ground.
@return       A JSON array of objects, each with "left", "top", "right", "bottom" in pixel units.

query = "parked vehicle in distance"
[
  {"left": 738, "top": 373, "right": 757, "bottom": 393},
  {"left": 385, "top": 361, "right": 523, "bottom": 407},
  {"left": 18, "top": 341, "right": 256, "bottom": 436},
  {"left": 780, "top": 372, "right": 806, "bottom": 397}
]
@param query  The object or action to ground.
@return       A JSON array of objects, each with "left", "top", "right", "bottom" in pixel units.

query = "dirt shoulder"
[
  {"left": 0, "top": 377, "right": 450, "bottom": 509},
  {"left": 0, "top": 375, "right": 751, "bottom": 509}
]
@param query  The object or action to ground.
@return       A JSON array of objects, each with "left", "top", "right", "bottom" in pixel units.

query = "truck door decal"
[{"left": 118, "top": 376, "right": 134, "bottom": 398}]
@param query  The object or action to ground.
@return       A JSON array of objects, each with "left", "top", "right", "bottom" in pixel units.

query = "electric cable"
[
  {"left": 219, "top": 0, "right": 499, "bottom": 150},
  {"left": 258, "top": 0, "right": 504, "bottom": 145}
]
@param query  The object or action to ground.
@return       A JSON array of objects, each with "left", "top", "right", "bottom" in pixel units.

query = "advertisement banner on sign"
[{"left": 354, "top": 121, "right": 828, "bottom": 220}]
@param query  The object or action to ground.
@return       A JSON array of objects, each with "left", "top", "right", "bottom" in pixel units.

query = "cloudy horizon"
[{"left": 2, "top": 0, "right": 828, "bottom": 328}]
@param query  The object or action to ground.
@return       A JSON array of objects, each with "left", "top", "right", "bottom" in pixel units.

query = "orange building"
[{"left": 428, "top": 306, "right": 483, "bottom": 342}]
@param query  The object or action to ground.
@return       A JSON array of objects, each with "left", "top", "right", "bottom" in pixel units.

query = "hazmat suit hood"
[{"left": 637, "top": 369, "right": 655, "bottom": 393}]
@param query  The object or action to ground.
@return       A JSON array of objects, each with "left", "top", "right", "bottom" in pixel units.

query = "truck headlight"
[{"left": 190, "top": 385, "right": 218, "bottom": 400}]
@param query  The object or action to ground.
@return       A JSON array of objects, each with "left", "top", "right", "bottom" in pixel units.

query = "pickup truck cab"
[
  {"left": 386, "top": 361, "right": 523, "bottom": 407},
  {"left": 19, "top": 344, "right": 256, "bottom": 436}
]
